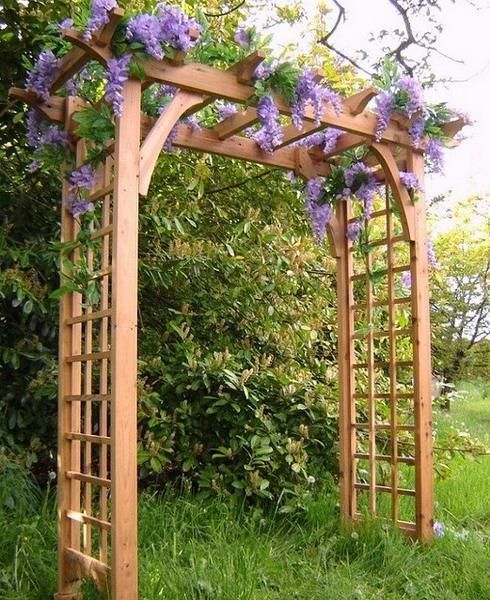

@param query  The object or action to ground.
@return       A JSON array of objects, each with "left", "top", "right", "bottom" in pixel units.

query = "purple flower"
[
  {"left": 28, "top": 160, "right": 42, "bottom": 173},
  {"left": 184, "top": 115, "right": 201, "bottom": 131},
  {"left": 401, "top": 271, "right": 412, "bottom": 288},
  {"left": 216, "top": 101, "right": 238, "bottom": 121},
  {"left": 26, "top": 110, "right": 42, "bottom": 148},
  {"left": 347, "top": 219, "right": 363, "bottom": 242},
  {"left": 26, "top": 50, "right": 58, "bottom": 101},
  {"left": 163, "top": 124, "right": 179, "bottom": 151},
  {"left": 425, "top": 138, "right": 444, "bottom": 173},
  {"left": 104, "top": 54, "right": 131, "bottom": 117},
  {"left": 156, "top": 4, "right": 201, "bottom": 52},
  {"left": 291, "top": 70, "right": 341, "bottom": 131},
  {"left": 284, "top": 171, "right": 297, "bottom": 183},
  {"left": 374, "top": 91, "right": 395, "bottom": 141},
  {"left": 399, "top": 171, "right": 422, "bottom": 192},
  {"left": 433, "top": 521, "right": 445, "bottom": 538},
  {"left": 67, "top": 193, "right": 95, "bottom": 218},
  {"left": 426, "top": 238, "right": 438, "bottom": 268},
  {"left": 234, "top": 27, "right": 250, "bottom": 48},
  {"left": 69, "top": 164, "right": 97, "bottom": 191},
  {"left": 397, "top": 76, "right": 424, "bottom": 118},
  {"left": 58, "top": 17, "right": 74, "bottom": 30},
  {"left": 126, "top": 14, "right": 164, "bottom": 59},
  {"left": 40, "top": 126, "right": 69, "bottom": 148},
  {"left": 254, "top": 60, "right": 279, "bottom": 81},
  {"left": 344, "top": 162, "right": 378, "bottom": 218},
  {"left": 83, "top": 0, "right": 119, "bottom": 41},
  {"left": 305, "top": 177, "right": 331, "bottom": 244},
  {"left": 253, "top": 95, "right": 283, "bottom": 154},
  {"left": 409, "top": 115, "right": 425, "bottom": 147},
  {"left": 322, "top": 128, "right": 343, "bottom": 154}
]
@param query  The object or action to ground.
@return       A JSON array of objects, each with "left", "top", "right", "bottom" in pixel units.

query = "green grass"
[{"left": 2, "top": 380, "right": 490, "bottom": 600}]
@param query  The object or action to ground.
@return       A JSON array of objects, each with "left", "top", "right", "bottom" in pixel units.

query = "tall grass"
[{"left": 2, "top": 380, "right": 490, "bottom": 599}]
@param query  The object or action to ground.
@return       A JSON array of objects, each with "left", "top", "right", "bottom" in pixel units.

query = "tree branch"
[
  {"left": 205, "top": 169, "right": 272, "bottom": 195},
  {"left": 204, "top": 1, "right": 246, "bottom": 18}
]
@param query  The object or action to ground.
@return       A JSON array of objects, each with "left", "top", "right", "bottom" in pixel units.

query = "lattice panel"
[
  {"left": 339, "top": 185, "right": 421, "bottom": 536},
  {"left": 58, "top": 149, "right": 114, "bottom": 594}
]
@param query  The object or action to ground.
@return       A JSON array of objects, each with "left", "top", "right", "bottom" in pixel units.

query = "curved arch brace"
[
  {"left": 370, "top": 142, "right": 416, "bottom": 241},
  {"left": 139, "top": 91, "right": 205, "bottom": 196}
]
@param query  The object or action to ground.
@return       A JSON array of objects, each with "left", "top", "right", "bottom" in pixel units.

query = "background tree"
[{"left": 430, "top": 195, "right": 490, "bottom": 383}]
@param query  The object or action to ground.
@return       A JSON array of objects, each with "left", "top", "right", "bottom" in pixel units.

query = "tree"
[{"left": 430, "top": 196, "right": 490, "bottom": 383}]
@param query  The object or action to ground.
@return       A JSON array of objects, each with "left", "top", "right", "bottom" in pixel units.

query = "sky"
[{"left": 251, "top": 0, "right": 490, "bottom": 210}]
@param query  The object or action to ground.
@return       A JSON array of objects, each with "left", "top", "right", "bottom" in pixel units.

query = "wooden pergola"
[{"left": 11, "top": 8, "right": 465, "bottom": 600}]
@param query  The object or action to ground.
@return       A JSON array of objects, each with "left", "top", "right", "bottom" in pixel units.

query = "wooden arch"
[{"left": 10, "top": 8, "right": 466, "bottom": 600}]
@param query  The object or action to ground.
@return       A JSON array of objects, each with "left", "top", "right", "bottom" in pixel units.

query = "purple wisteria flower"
[
  {"left": 374, "top": 91, "right": 395, "bottom": 141},
  {"left": 322, "top": 128, "right": 343, "bottom": 154},
  {"left": 184, "top": 115, "right": 201, "bottom": 131},
  {"left": 253, "top": 95, "right": 283, "bottom": 154},
  {"left": 126, "top": 14, "right": 164, "bottom": 59},
  {"left": 216, "top": 101, "right": 238, "bottom": 121},
  {"left": 234, "top": 27, "right": 250, "bottom": 48},
  {"left": 254, "top": 60, "right": 279, "bottom": 81},
  {"left": 346, "top": 219, "right": 363, "bottom": 242},
  {"left": 408, "top": 115, "right": 425, "bottom": 147},
  {"left": 58, "top": 17, "right": 74, "bottom": 30},
  {"left": 83, "top": 0, "right": 119, "bottom": 41},
  {"left": 426, "top": 238, "right": 438, "bottom": 268},
  {"left": 163, "top": 124, "right": 179, "bottom": 151},
  {"left": 399, "top": 171, "right": 423, "bottom": 192},
  {"left": 28, "top": 160, "right": 42, "bottom": 173},
  {"left": 70, "top": 164, "right": 97, "bottom": 190},
  {"left": 397, "top": 76, "right": 424, "bottom": 117},
  {"left": 425, "top": 138, "right": 444, "bottom": 173},
  {"left": 433, "top": 521, "right": 445, "bottom": 537},
  {"left": 291, "top": 70, "right": 341, "bottom": 131},
  {"left": 126, "top": 6, "right": 201, "bottom": 60},
  {"left": 26, "top": 49, "right": 58, "bottom": 101},
  {"left": 401, "top": 271, "right": 412, "bottom": 288},
  {"left": 344, "top": 162, "right": 378, "bottom": 219},
  {"left": 67, "top": 194, "right": 95, "bottom": 219},
  {"left": 26, "top": 110, "right": 42, "bottom": 148},
  {"left": 305, "top": 177, "right": 332, "bottom": 244},
  {"left": 157, "top": 4, "right": 201, "bottom": 51},
  {"left": 104, "top": 54, "right": 131, "bottom": 118}
]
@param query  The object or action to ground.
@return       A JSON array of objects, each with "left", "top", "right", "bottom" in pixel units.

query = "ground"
[{"left": 1, "top": 381, "right": 489, "bottom": 600}]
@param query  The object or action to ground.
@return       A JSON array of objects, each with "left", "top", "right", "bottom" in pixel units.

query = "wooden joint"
[
  {"left": 343, "top": 87, "right": 378, "bottom": 115},
  {"left": 94, "top": 7, "right": 125, "bottom": 47},
  {"left": 8, "top": 87, "right": 66, "bottom": 124},
  {"left": 232, "top": 50, "right": 267, "bottom": 84},
  {"left": 294, "top": 147, "right": 317, "bottom": 180}
]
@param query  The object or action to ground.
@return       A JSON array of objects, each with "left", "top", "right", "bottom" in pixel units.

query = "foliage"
[
  {"left": 430, "top": 196, "right": 490, "bottom": 382},
  {"left": 136, "top": 153, "right": 340, "bottom": 506}
]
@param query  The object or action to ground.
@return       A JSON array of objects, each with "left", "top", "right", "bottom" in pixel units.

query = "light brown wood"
[
  {"left": 9, "top": 87, "right": 65, "bottom": 123},
  {"left": 13, "top": 12, "right": 463, "bottom": 592},
  {"left": 139, "top": 90, "right": 205, "bottom": 195},
  {"left": 111, "top": 78, "right": 141, "bottom": 600},
  {"left": 407, "top": 149, "right": 434, "bottom": 541},
  {"left": 336, "top": 200, "right": 356, "bottom": 526},
  {"left": 385, "top": 188, "right": 400, "bottom": 522}
]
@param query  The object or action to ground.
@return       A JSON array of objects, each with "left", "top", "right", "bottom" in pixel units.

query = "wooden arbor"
[{"left": 11, "top": 9, "right": 466, "bottom": 600}]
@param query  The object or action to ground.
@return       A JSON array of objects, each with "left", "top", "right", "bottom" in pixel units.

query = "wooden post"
[
  {"left": 407, "top": 149, "right": 433, "bottom": 541},
  {"left": 336, "top": 200, "right": 356, "bottom": 526},
  {"left": 55, "top": 99, "right": 84, "bottom": 600},
  {"left": 111, "top": 78, "right": 141, "bottom": 599}
]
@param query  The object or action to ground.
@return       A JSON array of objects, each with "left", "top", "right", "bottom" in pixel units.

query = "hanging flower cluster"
[
  {"left": 22, "top": 1, "right": 465, "bottom": 227},
  {"left": 126, "top": 4, "right": 201, "bottom": 60},
  {"left": 26, "top": 49, "right": 58, "bottom": 101},
  {"left": 374, "top": 75, "right": 424, "bottom": 143},
  {"left": 291, "top": 69, "right": 342, "bottom": 131},
  {"left": 303, "top": 162, "right": 380, "bottom": 244},
  {"left": 83, "top": 0, "right": 119, "bottom": 41},
  {"left": 66, "top": 164, "right": 98, "bottom": 218}
]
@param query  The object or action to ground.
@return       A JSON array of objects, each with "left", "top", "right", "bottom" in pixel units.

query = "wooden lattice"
[{"left": 10, "top": 8, "right": 464, "bottom": 600}]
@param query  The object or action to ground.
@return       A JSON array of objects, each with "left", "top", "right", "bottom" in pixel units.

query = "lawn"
[{"left": 1, "top": 381, "right": 489, "bottom": 600}]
